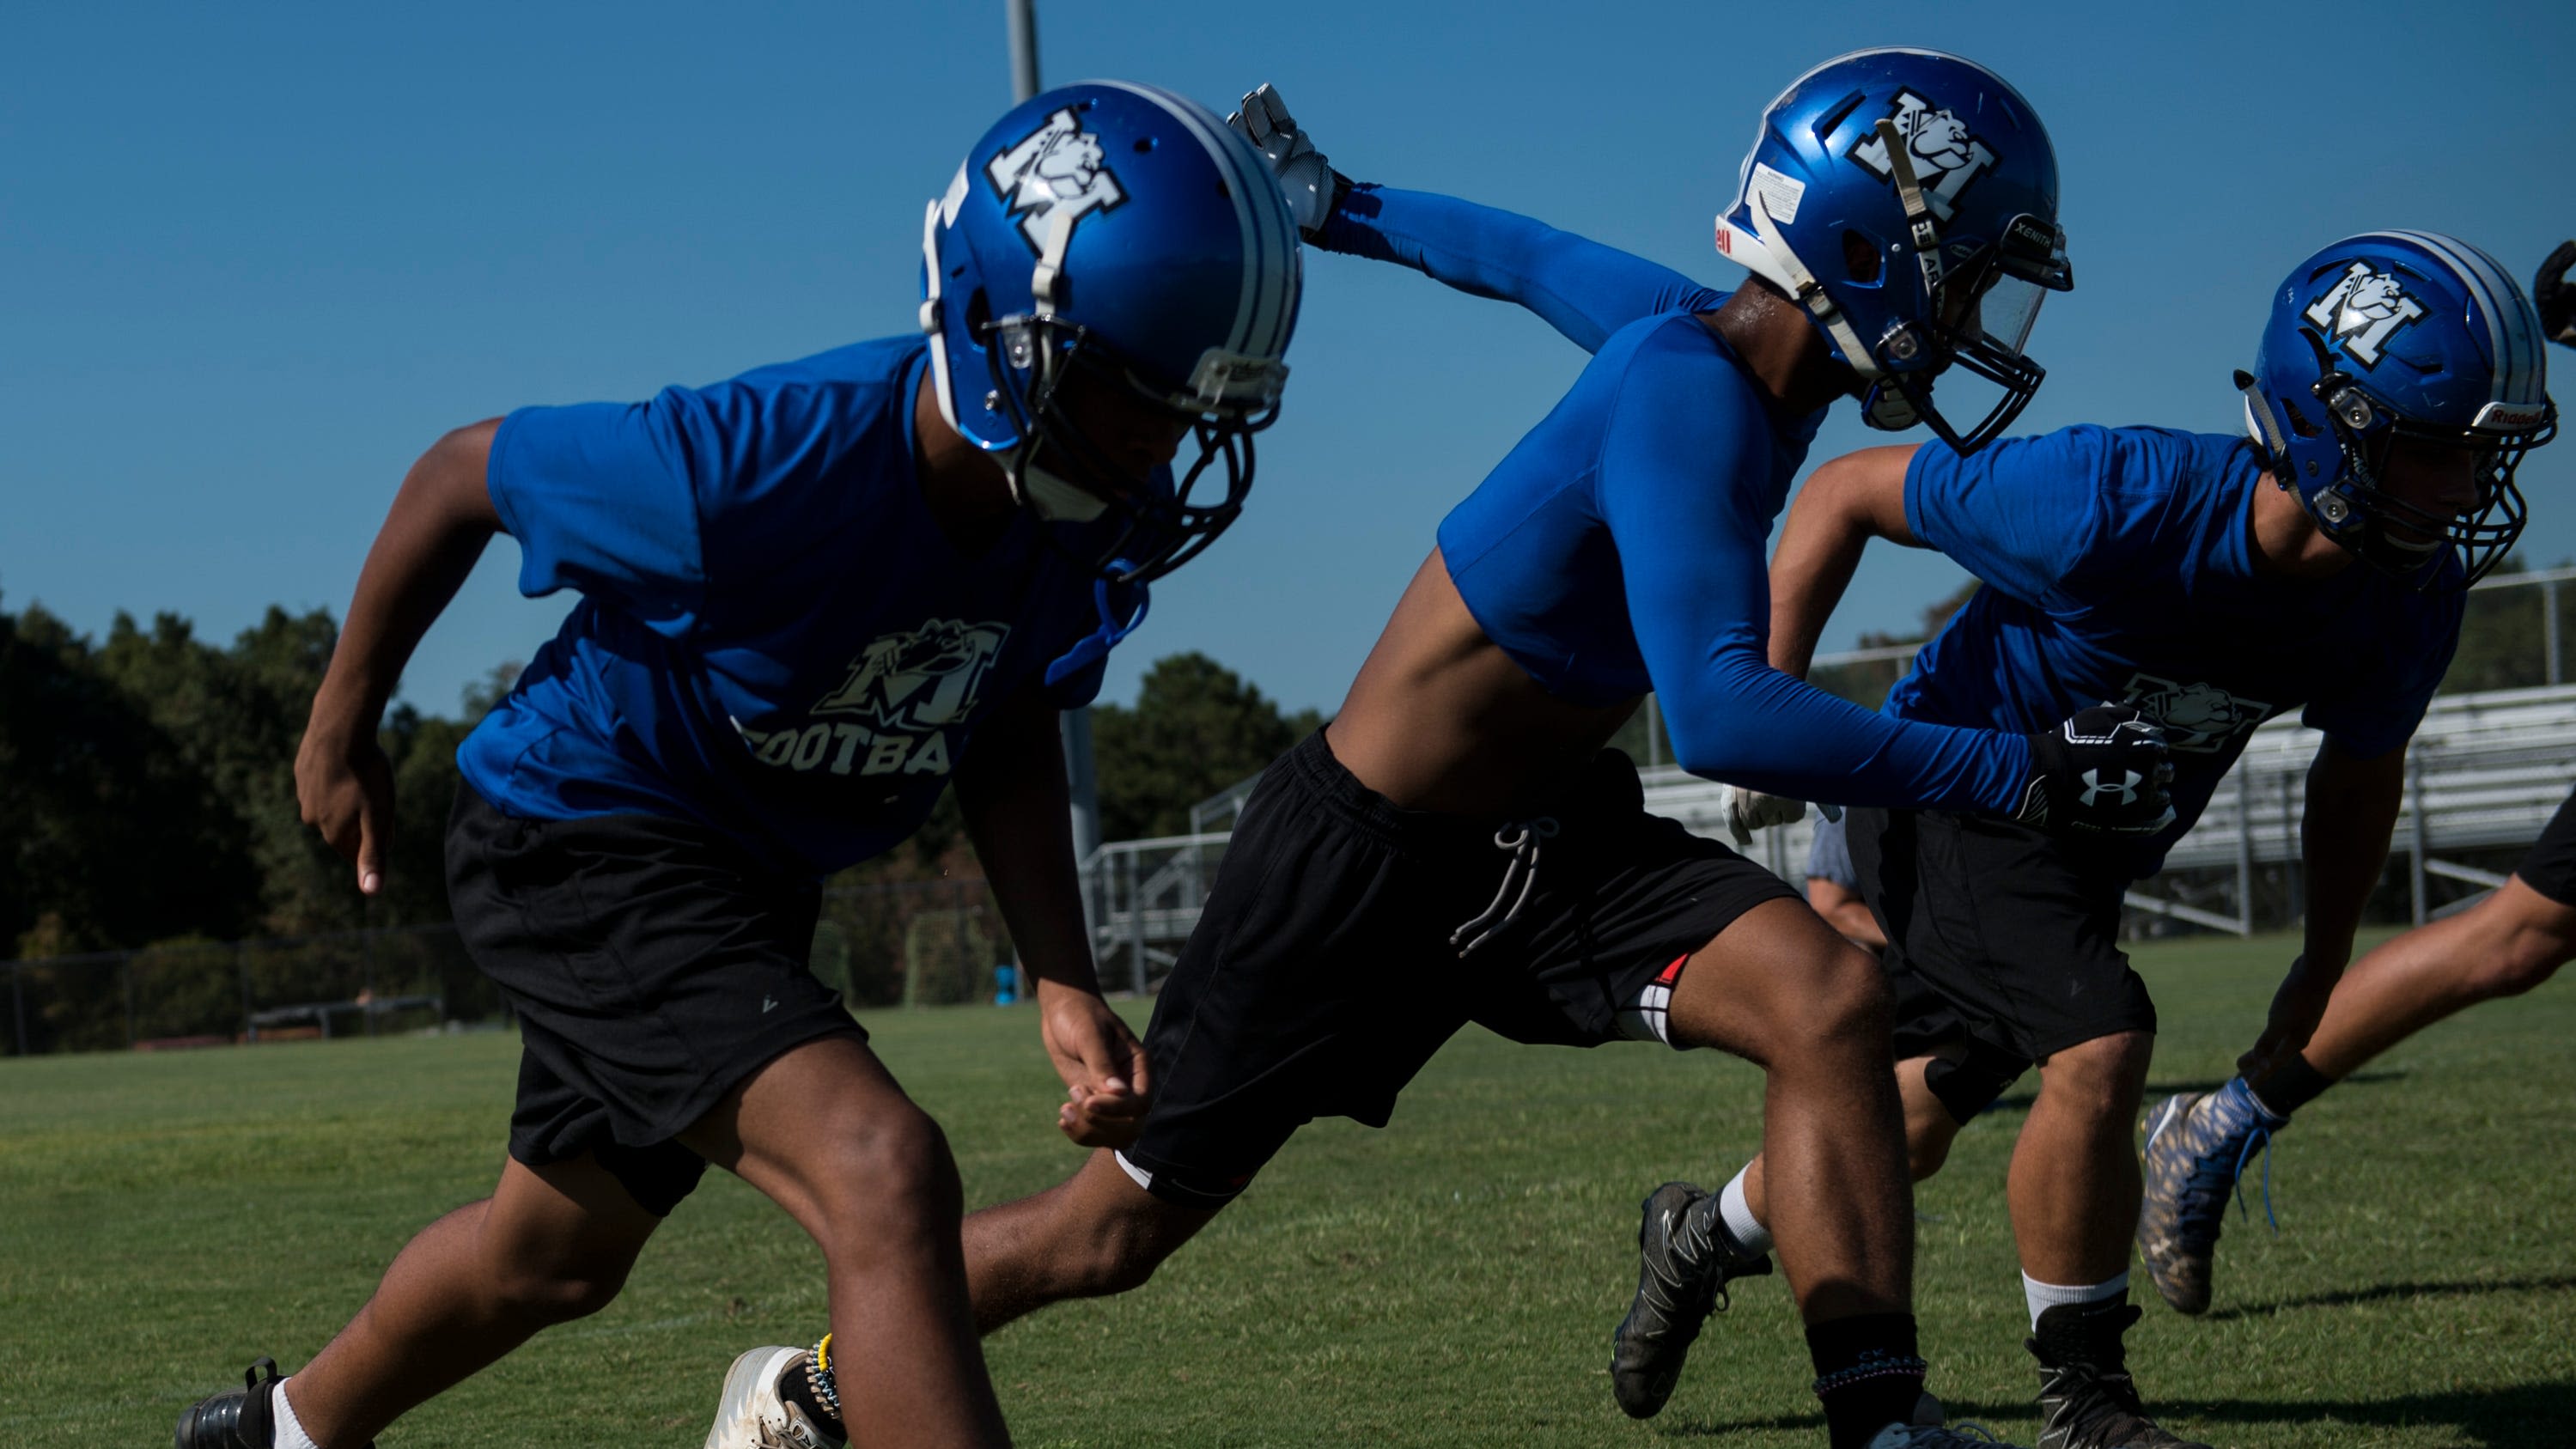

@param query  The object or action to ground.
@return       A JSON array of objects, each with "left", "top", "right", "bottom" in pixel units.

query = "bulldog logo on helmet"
[
  {"left": 1847, "top": 89, "right": 1996, "bottom": 222},
  {"left": 985, "top": 106, "right": 1129, "bottom": 252},
  {"left": 2302, "top": 262, "right": 2429, "bottom": 369}
]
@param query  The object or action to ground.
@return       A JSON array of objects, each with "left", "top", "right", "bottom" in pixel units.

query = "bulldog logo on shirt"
[
  {"left": 815, "top": 620, "right": 1010, "bottom": 729},
  {"left": 987, "top": 106, "right": 1128, "bottom": 252},
  {"left": 1848, "top": 89, "right": 1996, "bottom": 222},
  {"left": 736, "top": 621, "right": 1011, "bottom": 783},
  {"left": 2119, "top": 673, "right": 2273, "bottom": 753},
  {"left": 2302, "top": 262, "right": 2429, "bottom": 369}
]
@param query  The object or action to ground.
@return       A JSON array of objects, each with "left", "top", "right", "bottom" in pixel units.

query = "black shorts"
[
  {"left": 1117, "top": 731, "right": 1800, "bottom": 1209},
  {"left": 2515, "top": 787, "right": 2576, "bottom": 908},
  {"left": 1844, "top": 805, "right": 2155, "bottom": 1125},
  {"left": 446, "top": 783, "right": 863, "bottom": 1215}
]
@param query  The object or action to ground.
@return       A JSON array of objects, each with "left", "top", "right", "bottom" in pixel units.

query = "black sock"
[
  {"left": 2251, "top": 1054, "right": 2333, "bottom": 1116},
  {"left": 2030, "top": 1297, "right": 2140, "bottom": 1374},
  {"left": 1807, "top": 1312, "right": 1926, "bottom": 1449},
  {"left": 780, "top": 1355, "right": 846, "bottom": 1442}
]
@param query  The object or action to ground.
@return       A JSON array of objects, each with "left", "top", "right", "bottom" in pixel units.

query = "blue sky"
[{"left": 5, "top": 1, "right": 2572, "bottom": 718}]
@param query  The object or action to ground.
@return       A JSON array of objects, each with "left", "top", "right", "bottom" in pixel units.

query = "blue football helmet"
[
  {"left": 1713, "top": 49, "right": 2071, "bottom": 454},
  {"left": 922, "top": 82, "right": 1303, "bottom": 583},
  {"left": 2240, "top": 232, "right": 2556, "bottom": 588}
]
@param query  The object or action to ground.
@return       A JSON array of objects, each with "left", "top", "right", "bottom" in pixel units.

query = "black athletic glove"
[
  {"left": 2538, "top": 240, "right": 2576, "bottom": 349},
  {"left": 2014, "top": 704, "right": 2176, "bottom": 837}
]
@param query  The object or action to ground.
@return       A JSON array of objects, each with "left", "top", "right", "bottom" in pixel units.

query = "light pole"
[
  {"left": 1002, "top": 1, "right": 1106, "bottom": 935},
  {"left": 1006, "top": 0, "right": 1039, "bottom": 105}
]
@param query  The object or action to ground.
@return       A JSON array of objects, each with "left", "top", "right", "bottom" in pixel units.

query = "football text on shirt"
[{"left": 734, "top": 619, "right": 1011, "bottom": 782}]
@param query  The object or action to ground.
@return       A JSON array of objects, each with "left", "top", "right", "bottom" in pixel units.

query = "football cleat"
[
  {"left": 2136, "top": 1078, "right": 2285, "bottom": 1315},
  {"left": 174, "top": 1358, "right": 375, "bottom": 1449},
  {"left": 1862, "top": 1421, "right": 2021, "bottom": 1449},
  {"left": 1609, "top": 1180, "right": 1773, "bottom": 1418},
  {"left": 704, "top": 1345, "right": 843, "bottom": 1449},
  {"left": 2029, "top": 1303, "right": 2210, "bottom": 1449}
]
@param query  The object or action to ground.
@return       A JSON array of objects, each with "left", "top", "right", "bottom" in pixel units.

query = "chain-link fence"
[
  {"left": 1, "top": 924, "right": 494, "bottom": 1057},
  {"left": 2, "top": 876, "right": 1019, "bottom": 1058},
  {"left": 814, "top": 876, "right": 1014, "bottom": 1011}
]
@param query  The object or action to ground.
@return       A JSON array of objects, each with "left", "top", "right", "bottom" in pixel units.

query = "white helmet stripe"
[
  {"left": 1089, "top": 80, "right": 1296, "bottom": 364},
  {"left": 2377, "top": 228, "right": 2547, "bottom": 408},
  {"left": 2396, "top": 229, "right": 2539, "bottom": 405},
  {"left": 1170, "top": 77, "right": 1299, "bottom": 360},
  {"left": 1173, "top": 79, "right": 1296, "bottom": 361}
]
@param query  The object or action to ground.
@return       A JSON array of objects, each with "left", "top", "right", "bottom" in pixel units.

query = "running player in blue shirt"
[
  {"left": 713, "top": 54, "right": 2176, "bottom": 1449},
  {"left": 1259, "top": 115, "right": 2557, "bottom": 1437},
  {"left": 174, "top": 83, "right": 1305, "bottom": 1449},
  {"left": 2133, "top": 241, "right": 2571, "bottom": 1319},
  {"left": 1618, "top": 235, "right": 2554, "bottom": 1449}
]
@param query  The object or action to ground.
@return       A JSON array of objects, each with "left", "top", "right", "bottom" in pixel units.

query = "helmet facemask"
[
  {"left": 1854, "top": 124, "right": 2069, "bottom": 454},
  {"left": 2287, "top": 342, "right": 2553, "bottom": 589},
  {"left": 975, "top": 304, "right": 1282, "bottom": 587}
]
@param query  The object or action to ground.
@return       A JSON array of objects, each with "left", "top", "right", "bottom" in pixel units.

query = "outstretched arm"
[
  {"left": 1229, "top": 84, "right": 1714, "bottom": 353},
  {"left": 1319, "top": 186, "right": 1722, "bottom": 353}
]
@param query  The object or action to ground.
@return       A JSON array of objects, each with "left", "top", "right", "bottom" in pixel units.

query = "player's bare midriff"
[{"left": 1325, "top": 547, "right": 1641, "bottom": 818}]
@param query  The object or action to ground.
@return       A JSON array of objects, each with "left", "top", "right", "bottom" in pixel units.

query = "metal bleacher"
[
  {"left": 1081, "top": 685, "right": 2576, "bottom": 991},
  {"left": 1643, "top": 684, "right": 2576, "bottom": 935}
]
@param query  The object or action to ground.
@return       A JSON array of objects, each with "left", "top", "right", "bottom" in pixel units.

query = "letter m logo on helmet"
[
  {"left": 2301, "top": 262, "right": 2429, "bottom": 368},
  {"left": 2243, "top": 231, "right": 2558, "bottom": 588}
]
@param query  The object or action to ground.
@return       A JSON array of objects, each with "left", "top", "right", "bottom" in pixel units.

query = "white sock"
[
  {"left": 271, "top": 1376, "right": 322, "bottom": 1449},
  {"left": 2021, "top": 1270, "right": 2127, "bottom": 1330},
  {"left": 1719, "top": 1166, "right": 1775, "bottom": 1254}
]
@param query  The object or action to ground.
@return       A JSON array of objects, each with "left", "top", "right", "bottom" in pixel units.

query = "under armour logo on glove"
[
  {"left": 2016, "top": 704, "right": 2176, "bottom": 837},
  {"left": 2078, "top": 768, "right": 2141, "bottom": 809}
]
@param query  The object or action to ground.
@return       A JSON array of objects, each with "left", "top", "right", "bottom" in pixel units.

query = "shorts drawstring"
[{"left": 1450, "top": 817, "right": 1560, "bottom": 957}]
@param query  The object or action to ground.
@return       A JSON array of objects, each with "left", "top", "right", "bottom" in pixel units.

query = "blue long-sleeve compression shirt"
[{"left": 1318, "top": 186, "right": 2031, "bottom": 813}]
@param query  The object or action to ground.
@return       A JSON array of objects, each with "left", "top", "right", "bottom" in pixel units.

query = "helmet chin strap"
[
  {"left": 1021, "top": 463, "right": 1110, "bottom": 522},
  {"left": 1740, "top": 186, "right": 1922, "bottom": 430},
  {"left": 920, "top": 192, "right": 1094, "bottom": 519},
  {"left": 1873, "top": 116, "right": 1946, "bottom": 311},
  {"left": 2236, "top": 369, "right": 2290, "bottom": 465},
  {"left": 1744, "top": 188, "right": 1879, "bottom": 384},
  {"left": 1737, "top": 116, "right": 1966, "bottom": 433}
]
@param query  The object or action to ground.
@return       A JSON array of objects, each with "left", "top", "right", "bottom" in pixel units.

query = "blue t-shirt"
[
  {"left": 1326, "top": 186, "right": 2031, "bottom": 813},
  {"left": 458, "top": 336, "right": 1127, "bottom": 877},
  {"left": 1894, "top": 424, "right": 2463, "bottom": 869}
]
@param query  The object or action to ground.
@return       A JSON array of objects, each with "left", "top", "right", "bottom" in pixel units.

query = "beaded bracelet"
[{"left": 807, "top": 1333, "right": 843, "bottom": 1421}]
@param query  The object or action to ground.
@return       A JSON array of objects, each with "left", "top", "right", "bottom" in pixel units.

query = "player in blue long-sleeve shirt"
[
  {"left": 712, "top": 58, "right": 2167, "bottom": 1449},
  {"left": 1341, "top": 131, "right": 2557, "bottom": 1449}
]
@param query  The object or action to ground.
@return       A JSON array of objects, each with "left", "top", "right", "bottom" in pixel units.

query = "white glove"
[
  {"left": 1716, "top": 784, "right": 1810, "bottom": 847},
  {"left": 1227, "top": 83, "right": 1343, "bottom": 240}
]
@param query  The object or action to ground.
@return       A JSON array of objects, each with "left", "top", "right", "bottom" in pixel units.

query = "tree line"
[
  {"left": 7, "top": 561, "right": 2567, "bottom": 969},
  {"left": 0, "top": 594, "right": 1325, "bottom": 965}
]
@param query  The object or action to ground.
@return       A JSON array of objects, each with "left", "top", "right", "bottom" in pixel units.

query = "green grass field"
[{"left": 4, "top": 929, "right": 2572, "bottom": 1447}]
